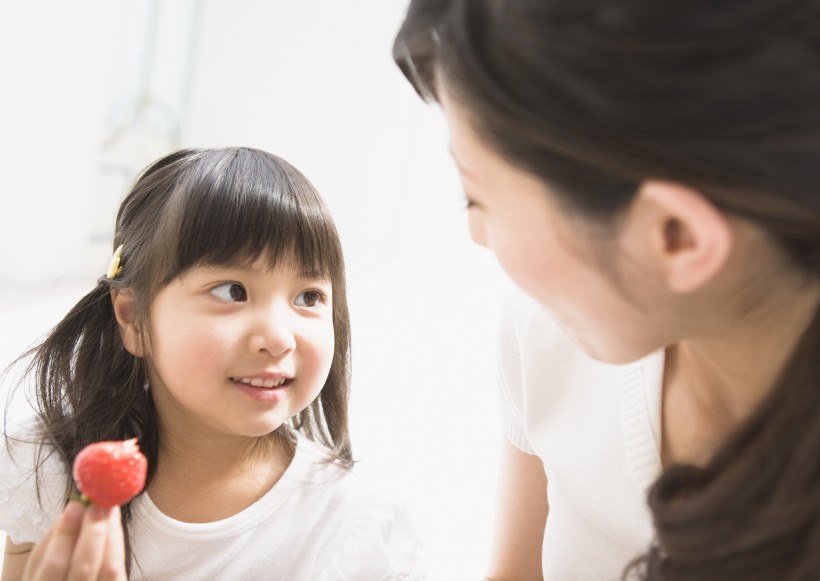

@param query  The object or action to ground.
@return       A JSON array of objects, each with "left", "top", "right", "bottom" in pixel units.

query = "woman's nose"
[
  {"left": 468, "top": 212, "right": 489, "bottom": 248},
  {"left": 248, "top": 307, "right": 296, "bottom": 357}
]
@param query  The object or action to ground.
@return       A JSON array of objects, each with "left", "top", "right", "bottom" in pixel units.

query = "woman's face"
[{"left": 439, "top": 86, "right": 671, "bottom": 364}]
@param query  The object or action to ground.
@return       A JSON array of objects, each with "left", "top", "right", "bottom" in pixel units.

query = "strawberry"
[{"left": 72, "top": 438, "right": 148, "bottom": 508}]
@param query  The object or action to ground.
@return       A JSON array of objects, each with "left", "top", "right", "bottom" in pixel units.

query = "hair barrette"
[{"left": 106, "top": 244, "right": 124, "bottom": 279}]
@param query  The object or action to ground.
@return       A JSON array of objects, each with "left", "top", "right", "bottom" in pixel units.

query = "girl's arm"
[
  {"left": 1, "top": 502, "right": 126, "bottom": 581},
  {"left": 485, "top": 437, "right": 548, "bottom": 581}
]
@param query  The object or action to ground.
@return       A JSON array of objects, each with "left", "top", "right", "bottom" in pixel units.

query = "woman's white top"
[
  {"left": 497, "top": 288, "right": 664, "bottom": 580},
  {"left": 0, "top": 426, "right": 424, "bottom": 580}
]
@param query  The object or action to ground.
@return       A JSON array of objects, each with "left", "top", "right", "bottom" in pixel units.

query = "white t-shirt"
[
  {"left": 0, "top": 425, "right": 425, "bottom": 580},
  {"left": 497, "top": 288, "right": 664, "bottom": 581}
]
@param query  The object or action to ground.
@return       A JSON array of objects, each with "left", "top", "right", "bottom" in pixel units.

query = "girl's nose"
[{"left": 249, "top": 309, "right": 296, "bottom": 357}]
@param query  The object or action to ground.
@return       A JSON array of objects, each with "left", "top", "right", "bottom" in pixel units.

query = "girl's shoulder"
[
  {"left": 287, "top": 431, "right": 426, "bottom": 579},
  {"left": 286, "top": 430, "right": 406, "bottom": 511},
  {"left": 0, "top": 417, "right": 68, "bottom": 544}
]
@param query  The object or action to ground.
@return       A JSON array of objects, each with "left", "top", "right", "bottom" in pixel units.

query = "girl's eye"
[
  {"left": 210, "top": 283, "right": 247, "bottom": 302},
  {"left": 295, "top": 290, "right": 327, "bottom": 308}
]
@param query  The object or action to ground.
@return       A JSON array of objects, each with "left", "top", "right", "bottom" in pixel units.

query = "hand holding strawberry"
[
  {"left": 73, "top": 438, "right": 148, "bottom": 508},
  {"left": 22, "top": 502, "right": 127, "bottom": 581}
]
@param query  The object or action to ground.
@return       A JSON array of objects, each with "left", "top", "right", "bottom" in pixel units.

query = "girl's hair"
[
  {"left": 14, "top": 147, "right": 352, "bottom": 573},
  {"left": 394, "top": 1, "right": 820, "bottom": 579}
]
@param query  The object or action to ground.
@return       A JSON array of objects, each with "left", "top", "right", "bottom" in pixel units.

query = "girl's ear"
[
  {"left": 111, "top": 288, "right": 144, "bottom": 356},
  {"left": 637, "top": 180, "right": 733, "bottom": 294}
]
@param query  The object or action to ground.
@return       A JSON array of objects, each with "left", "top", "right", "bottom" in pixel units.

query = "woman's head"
[
  {"left": 395, "top": 1, "right": 820, "bottom": 578},
  {"left": 395, "top": 0, "right": 820, "bottom": 360},
  {"left": 108, "top": 147, "right": 351, "bottom": 456}
]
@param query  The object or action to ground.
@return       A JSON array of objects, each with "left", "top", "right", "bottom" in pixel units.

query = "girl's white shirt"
[
  {"left": 0, "top": 424, "right": 425, "bottom": 580},
  {"left": 497, "top": 286, "right": 665, "bottom": 580}
]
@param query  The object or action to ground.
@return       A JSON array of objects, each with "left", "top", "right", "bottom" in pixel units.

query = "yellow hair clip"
[{"left": 106, "top": 244, "right": 124, "bottom": 279}]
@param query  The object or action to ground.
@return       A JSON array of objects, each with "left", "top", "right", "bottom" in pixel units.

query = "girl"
[
  {"left": 1, "top": 147, "right": 424, "bottom": 580},
  {"left": 394, "top": 0, "right": 820, "bottom": 580}
]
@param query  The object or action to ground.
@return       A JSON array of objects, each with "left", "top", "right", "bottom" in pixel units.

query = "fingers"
[
  {"left": 100, "top": 507, "right": 127, "bottom": 581},
  {"left": 67, "top": 506, "right": 127, "bottom": 581},
  {"left": 65, "top": 506, "right": 113, "bottom": 581},
  {"left": 23, "top": 502, "right": 128, "bottom": 581},
  {"left": 26, "top": 501, "right": 85, "bottom": 580}
]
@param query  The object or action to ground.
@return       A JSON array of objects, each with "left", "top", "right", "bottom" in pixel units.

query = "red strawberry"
[{"left": 73, "top": 438, "right": 148, "bottom": 508}]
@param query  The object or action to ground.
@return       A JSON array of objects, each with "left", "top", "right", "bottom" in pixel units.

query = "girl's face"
[
  {"left": 440, "top": 86, "right": 670, "bottom": 363},
  {"left": 144, "top": 257, "right": 335, "bottom": 439}
]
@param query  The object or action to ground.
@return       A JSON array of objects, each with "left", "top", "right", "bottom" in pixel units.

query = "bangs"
[{"left": 154, "top": 148, "right": 341, "bottom": 283}]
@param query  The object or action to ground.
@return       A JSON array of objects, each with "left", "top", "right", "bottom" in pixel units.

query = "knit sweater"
[{"left": 497, "top": 288, "right": 664, "bottom": 580}]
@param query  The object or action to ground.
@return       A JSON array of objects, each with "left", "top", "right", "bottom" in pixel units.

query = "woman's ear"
[
  {"left": 637, "top": 180, "right": 733, "bottom": 294},
  {"left": 111, "top": 288, "right": 144, "bottom": 356}
]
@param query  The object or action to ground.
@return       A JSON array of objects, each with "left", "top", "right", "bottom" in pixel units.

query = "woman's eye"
[
  {"left": 463, "top": 194, "right": 479, "bottom": 210},
  {"left": 210, "top": 283, "right": 247, "bottom": 302},
  {"left": 295, "top": 290, "right": 327, "bottom": 308}
]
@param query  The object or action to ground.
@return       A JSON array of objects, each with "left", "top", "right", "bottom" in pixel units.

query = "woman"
[{"left": 394, "top": 1, "right": 820, "bottom": 579}]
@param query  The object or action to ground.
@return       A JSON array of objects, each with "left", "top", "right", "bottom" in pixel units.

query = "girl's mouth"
[{"left": 230, "top": 376, "right": 292, "bottom": 388}]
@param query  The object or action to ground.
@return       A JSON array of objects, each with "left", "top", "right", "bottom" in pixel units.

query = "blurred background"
[{"left": 0, "top": 1, "right": 514, "bottom": 578}]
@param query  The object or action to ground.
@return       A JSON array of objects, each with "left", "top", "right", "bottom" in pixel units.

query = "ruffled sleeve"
[
  {"left": 317, "top": 492, "right": 426, "bottom": 580},
  {"left": 0, "top": 421, "right": 68, "bottom": 545}
]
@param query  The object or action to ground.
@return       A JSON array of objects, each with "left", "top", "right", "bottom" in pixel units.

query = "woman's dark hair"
[
  {"left": 9, "top": 147, "right": 352, "bottom": 575},
  {"left": 395, "top": 0, "right": 820, "bottom": 579}
]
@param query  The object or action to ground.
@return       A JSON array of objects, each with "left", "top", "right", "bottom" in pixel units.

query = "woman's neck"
[
  {"left": 146, "top": 426, "right": 294, "bottom": 523},
  {"left": 661, "top": 275, "right": 820, "bottom": 467}
]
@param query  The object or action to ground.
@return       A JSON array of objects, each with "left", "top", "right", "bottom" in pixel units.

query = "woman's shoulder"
[{"left": 0, "top": 417, "right": 68, "bottom": 544}]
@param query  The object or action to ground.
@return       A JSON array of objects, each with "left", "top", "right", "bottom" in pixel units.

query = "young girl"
[
  {"left": 1, "top": 147, "right": 424, "bottom": 580},
  {"left": 394, "top": 0, "right": 820, "bottom": 580}
]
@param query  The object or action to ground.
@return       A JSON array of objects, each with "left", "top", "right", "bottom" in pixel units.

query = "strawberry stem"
[{"left": 68, "top": 492, "right": 92, "bottom": 507}]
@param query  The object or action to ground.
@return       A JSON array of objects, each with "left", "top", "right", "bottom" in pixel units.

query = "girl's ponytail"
[
  {"left": 30, "top": 281, "right": 156, "bottom": 472},
  {"left": 23, "top": 279, "right": 157, "bottom": 577}
]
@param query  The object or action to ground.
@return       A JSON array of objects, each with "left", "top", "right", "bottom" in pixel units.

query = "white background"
[{"left": 0, "top": 1, "right": 514, "bottom": 578}]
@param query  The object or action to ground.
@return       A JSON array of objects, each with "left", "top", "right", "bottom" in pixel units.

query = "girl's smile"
[{"left": 231, "top": 374, "right": 293, "bottom": 403}]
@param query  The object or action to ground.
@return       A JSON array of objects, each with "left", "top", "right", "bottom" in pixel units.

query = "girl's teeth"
[{"left": 237, "top": 377, "right": 286, "bottom": 388}]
